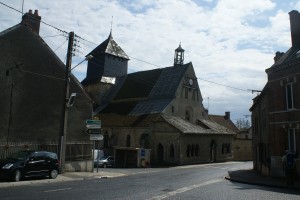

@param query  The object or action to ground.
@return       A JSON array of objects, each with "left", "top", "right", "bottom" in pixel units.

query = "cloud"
[{"left": 0, "top": 0, "right": 296, "bottom": 121}]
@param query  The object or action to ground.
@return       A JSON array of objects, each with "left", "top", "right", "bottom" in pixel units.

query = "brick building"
[{"left": 250, "top": 10, "right": 300, "bottom": 176}]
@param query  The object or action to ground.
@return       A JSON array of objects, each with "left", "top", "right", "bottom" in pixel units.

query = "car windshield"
[{"left": 6, "top": 151, "right": 33, "bottom": 160}]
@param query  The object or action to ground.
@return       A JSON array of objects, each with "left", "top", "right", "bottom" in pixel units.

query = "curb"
[{"left": 225, "top": 175, "right": 300, "bottom": 190}]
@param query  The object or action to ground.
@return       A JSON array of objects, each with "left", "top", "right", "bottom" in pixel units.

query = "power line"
[
  {"left": 75, "top": 33, "right": 162, "bottom": 68},
  {"left": 1, "top": 1, "right": 259, "bottom": 94},
  {"left": 0, "top": 1, "right": 68, "bottom": 35},
  {"left": 197, "top": 77, "right": 251, "bottom": 92},
  {"left": 22, "top": 69, "right": 65, "bottom": 81}
]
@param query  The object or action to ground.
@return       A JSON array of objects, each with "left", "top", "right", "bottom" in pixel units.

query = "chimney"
[
  {"left": 21, "top": 9, "right": 41, "bottom": 35},
  {"left": 274, "top": 51, "right": 284, "bottom": 63},
  {"left": 289, "top": 10, "right": 300, "bottom": 47},
  {"left": 224, "top": 111, "right": 230, "bottom": 120}
]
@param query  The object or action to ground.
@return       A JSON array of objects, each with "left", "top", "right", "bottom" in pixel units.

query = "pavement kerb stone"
[
  {"left": 225, "top": 173, "right": 300, "bottom": 190},
  {"left": 0, "top": 171, "right": 126, "bottom": 188}
]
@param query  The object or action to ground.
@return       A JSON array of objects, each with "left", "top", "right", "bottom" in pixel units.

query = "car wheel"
[
  {"left": 12, "top": 170, "right": 21, "bottom": 182},
  {"left": 49, "top": 169, "right": 58, "bottom": 179},
  {"left": 103, "top": 163, "right": 107, "bottom": 168}
]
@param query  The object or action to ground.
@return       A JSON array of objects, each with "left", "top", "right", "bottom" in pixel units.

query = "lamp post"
[{"left": 58, "top": 31, "right": 93, "bottom": 173}]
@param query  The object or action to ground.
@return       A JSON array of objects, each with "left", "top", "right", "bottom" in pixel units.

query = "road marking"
[
  {"left": 44, "top": 188, "right": 72, "bottom": 193},
  {"left": 147, "top": 179, "right": 222, "bottom": 200},
  {"left": 221, "top": 167, "right": 229, "bottom": 170}
]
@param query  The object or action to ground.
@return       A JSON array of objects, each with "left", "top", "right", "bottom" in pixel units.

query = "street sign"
[
  {"left": 86, "top": 124, "right": 101, "bottom": 129},
  {"left": 141, "top": 148, "right": 145, "bottom": 157},
  {"left": 86, "top": 120, "right": 101, "bottom": 125},
  {"left": 90, "top": 134, "right": 103, "bottom": 141},
  {"left": 86, "top": 129, "right": 101, "bottom": 135}
]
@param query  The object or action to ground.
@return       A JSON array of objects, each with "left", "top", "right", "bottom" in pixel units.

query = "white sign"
[
  {"left": 90, "top": 134, "right": 103, "bottom": 141},
  {"left": 86, "top": 124, "right": 101, "bottom": 129}
]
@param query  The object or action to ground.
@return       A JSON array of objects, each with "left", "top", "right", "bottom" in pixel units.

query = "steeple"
[
  {"left": 174, "top": 44, "right": 184, "bottom": 66},
  {"left": 82, "top": 31, "right": 129, "bottom": 84}
]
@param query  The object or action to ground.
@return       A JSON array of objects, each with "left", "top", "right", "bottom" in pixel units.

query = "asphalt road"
[{"left": 1, "top": 162, "right": 300, "bottom": 200}]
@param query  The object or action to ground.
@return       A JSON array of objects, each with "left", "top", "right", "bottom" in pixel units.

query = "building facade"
[
  {"left": 250, "top": 10, "right": 300, "bottom": 176},
  {"left": 0, "top": 10, "right": 93, "bottom": 172},
  {"left": 209, "top": 112, "right": 253, "bottom": 161}
]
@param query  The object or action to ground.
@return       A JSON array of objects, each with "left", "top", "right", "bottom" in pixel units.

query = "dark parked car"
[
  {"left": 0, "top": 150, "right": 59, "bottom": 182},
  {"left": 94, "top": 156, "right": 114, "bottom": 168}
]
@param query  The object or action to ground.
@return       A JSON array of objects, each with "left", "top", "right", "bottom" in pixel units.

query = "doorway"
[
  {"left": 210, "top": 140, "right": 216, "bottom": 162},
  {"left": 157, "top": 143, "right": 164, "bottom": 164}
]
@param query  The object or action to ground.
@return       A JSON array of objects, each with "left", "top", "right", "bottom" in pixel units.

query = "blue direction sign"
[{"left": 86, "top": 120, "right": 101, "bottom": 125}]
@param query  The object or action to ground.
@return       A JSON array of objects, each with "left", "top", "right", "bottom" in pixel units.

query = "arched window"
[
  {"left": 126, "top": 135, "right": 131, "bottom": 147},
  {"left": 140, "top": 134, "right": 150, "bottom": 148},
  {"left": 191, "top": 144, "right": 195, "bottom": 157},
  {"left": 170, "top": 144, "right": 175, "bottom": 158},
  {"left": 186, "top": 144, "right": 191, "bottom": 157},
  {"left": 195, "top": 144, "right": 199, "bottom": 156},
  {"left": 185, "top": 111, "right": 190, "bottom": 121}
]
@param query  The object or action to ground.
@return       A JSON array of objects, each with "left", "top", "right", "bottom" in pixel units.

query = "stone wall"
[{"left": 234, "top": 139, "right": 253, "bottom": 161}]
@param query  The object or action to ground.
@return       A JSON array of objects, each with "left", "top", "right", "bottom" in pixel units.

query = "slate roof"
[
  {"left": 96, "top": 61, "right": 236, "bottom": 136},
  {"left": 98, "top": 113, "right": 161, "bottom": 127},
  {"left": 266, "top": 46, "right": 300, "bottom": 74},
  {"left": 96, "top": 63, "right": 191, "bottom": 115},
  {"left": 87, "top": 32, "right": 129, "bottom": 60},
  {"left": 209, "top": 114, "right": 240, "bottom": 133},
  {"left": 98, "top": 113, "right": 236, "bottom": 135},
  {"left": 162, "top": 115, "right": 236, "bottom": 135}
]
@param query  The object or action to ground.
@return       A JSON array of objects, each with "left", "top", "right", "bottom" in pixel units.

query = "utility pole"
[{"left": 59, "top": 31, "right": 74, "bottom": 174}]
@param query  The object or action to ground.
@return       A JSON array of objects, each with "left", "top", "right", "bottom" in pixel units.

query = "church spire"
[{"left": 174, "top": 43, "right": 184, "bottom": 66}]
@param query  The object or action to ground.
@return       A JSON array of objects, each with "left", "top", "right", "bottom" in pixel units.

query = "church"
[{"left": 82, "top": 32, "right": 236, "bottom": 166}]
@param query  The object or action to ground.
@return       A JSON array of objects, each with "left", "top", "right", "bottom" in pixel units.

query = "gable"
[{"left": 0, "top": 24, "right": 92, "bottom": 142}]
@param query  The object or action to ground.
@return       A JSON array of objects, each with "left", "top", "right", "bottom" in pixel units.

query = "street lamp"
[
  {"left": 58, "top": 45, "right": 93, "bottom": 174},
  {"left": 71, "top": 55, "right": 93, "bottom": 71}
]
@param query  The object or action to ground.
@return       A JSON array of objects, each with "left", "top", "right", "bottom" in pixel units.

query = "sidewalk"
[
  {"left": 225, "top": 169, "right": 300, "bottom": 189},
  {"left": 0, "top": 170, "right": 125, "bottom": 188}
]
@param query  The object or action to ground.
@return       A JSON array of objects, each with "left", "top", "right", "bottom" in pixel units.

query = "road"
[{"left": 1, "top": 161, "right": 300, "bottom": 200}]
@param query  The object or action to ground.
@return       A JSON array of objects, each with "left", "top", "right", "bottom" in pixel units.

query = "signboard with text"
[{"left": 90, "top": 134, "right": 103, "bottom": 141}]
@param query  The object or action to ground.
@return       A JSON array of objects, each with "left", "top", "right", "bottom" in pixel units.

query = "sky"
[{"left": 1, "top": 0, "right": 299, "bottom": 123}]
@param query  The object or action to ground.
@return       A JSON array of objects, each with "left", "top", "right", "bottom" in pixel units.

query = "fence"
[{"left": 0, "top": 141, "right": 93, "bottom": 161}]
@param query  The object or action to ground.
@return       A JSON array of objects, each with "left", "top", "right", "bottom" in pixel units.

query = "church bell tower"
[{"left": 174, "top": 44, "right": 184, "bottom": 66}]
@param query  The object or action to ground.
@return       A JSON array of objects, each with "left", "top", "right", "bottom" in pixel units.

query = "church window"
[
  {"left": 126, "top": 135, "right": 131, "bottom": 147},
  {"left": 185, "top": 111, "right": 190, "bottom": 121},
  {"left": 170, "top": 144, "right": 175, "bottom": 158}
]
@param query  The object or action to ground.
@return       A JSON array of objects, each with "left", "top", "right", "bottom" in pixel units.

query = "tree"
[{"left": 235, "top": 118, "right": 251, "bottom": 129}]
